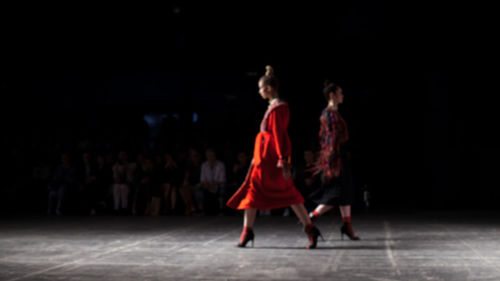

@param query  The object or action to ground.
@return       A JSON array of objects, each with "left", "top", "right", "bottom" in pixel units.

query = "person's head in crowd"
[
  {"left": 82, "top": 152, "right": 90, "bottom": 165},
  {"left": 136, "top": 153, "right": 144, "bottom": 166},
  {"left": 61, "top": 153, "right": 70, "bottom": 166},
  {"left": 304, "top": 149, "right": 315, "bottom": 165},
  {"left": 205, "top": 148, "right": 217, "bottom": 164},
  {"left": 165, "top": 153, "right": 176, "bottom": 166},
  {"left": 118, "top": 150, "right": 128, "bottom": 163},
  {"left": 142, "top": 156, "right": 153, "bottom": 171},
  {"left": 188, "top": 148, "right": 201, "bottom": 165},
  {"left": 97, "top": 154, "right": 105, "bottom": 167},
  {"left": 155, "top": 154, "right": 163, "bottom": 166},
  {"left": 237, "top": 151, "right": 249, "bottom": 166}
]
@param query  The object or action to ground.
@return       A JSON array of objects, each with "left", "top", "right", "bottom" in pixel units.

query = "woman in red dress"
[{"left": 226, "top": 66, "right": 322, "bottom": 249}]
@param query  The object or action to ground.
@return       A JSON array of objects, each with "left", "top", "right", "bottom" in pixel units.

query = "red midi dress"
[{"left": 226, "top": 99, "right": 304, "bottom": 210}]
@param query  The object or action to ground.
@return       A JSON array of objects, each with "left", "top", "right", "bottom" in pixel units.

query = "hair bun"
[{"left": 265, "top": 65, "right": 274, "bottom": 76}]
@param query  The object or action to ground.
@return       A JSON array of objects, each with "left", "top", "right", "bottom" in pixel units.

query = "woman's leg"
[
  {"left": 113, "top": 184, "right": 120, "bottom": 211},
  {"left": 244, "top": 208, "right": 257, "bottom": 228},
  {"left": 290, "top": 204, "right": 312, "bottom": 226},
  {"left": 291, "top": 203, "right": 322, "bottom": 249},
  {"left": 179, "top": 184, "right": 194, "bottom": 215},
  {"left": 339, "top": 204, "right": 351, "bottom": 219},
  {"left": 237, "top": 208, "right": 257, "bottom": 247},
  {"left": 313, "top": 204, "right": 334, "bottom": 217},
  {"left": 120, "top": 184, "right": 129, "bottom": 209},
  {"left": 171, "top": 187, "right": 177, "bottom": 210},
  {"left": 150, "top": 197, "right": 161, "bottom": 216},
  {"left": 339, "top": 204, "right": 360, "bottom": 240},
  {"left": 163, "top": 184, "right": 171, "bottom": 201}
]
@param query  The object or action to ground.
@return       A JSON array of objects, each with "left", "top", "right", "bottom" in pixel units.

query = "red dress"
[{"left": 226, "top": 99, "right": 305, "bottom": 210}]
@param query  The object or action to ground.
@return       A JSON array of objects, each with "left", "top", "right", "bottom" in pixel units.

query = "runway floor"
[{"left": 1, "top": 211, "right": 499, "bottom": 281}]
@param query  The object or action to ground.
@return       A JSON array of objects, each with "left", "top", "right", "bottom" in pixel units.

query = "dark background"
[{"left": 1, "top": 2, "right": 496, "bottom": 213}]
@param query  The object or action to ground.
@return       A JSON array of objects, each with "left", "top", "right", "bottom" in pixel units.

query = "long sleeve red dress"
[{"left": 226, "top": 99, "right": 304, "bottom": 210}]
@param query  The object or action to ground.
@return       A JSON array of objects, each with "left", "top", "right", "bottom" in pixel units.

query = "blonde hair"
[{"left": 265, "top": 65, "right": 274, "bottom": 77}]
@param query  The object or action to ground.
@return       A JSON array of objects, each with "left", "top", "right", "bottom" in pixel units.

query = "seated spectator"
[
  {"left": 48, "top": 153, "right": 76, "bottom": 216},
  {"left": 159, "top": 153, "right": 183, "bottom": 215},
  {"left": 113, "top": 150, "right": 135, "bottom": 215},
  {"left": 94, "top": 153, "right": 112, "bottom": 214},
  {"left": 133, "top": 155, "right": 154, "bottom": 216},
  {"left": 197, "top": 148, "right": 226, "bottom": 215},
  {"left": 184, "top": 148, "right": 202, "bottom": 214},
  {"left": 77, "top": 152, "right": 97, "bottom": 215}
]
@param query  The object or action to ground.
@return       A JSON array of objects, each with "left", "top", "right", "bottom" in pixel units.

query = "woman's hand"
[{"left": 278, "top": 161, "right": 292, "bottom": 179}]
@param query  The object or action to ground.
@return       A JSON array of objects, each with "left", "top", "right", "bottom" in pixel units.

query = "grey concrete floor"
[{"left": 1, "top": 212, "right": 499, "bottom": 281}]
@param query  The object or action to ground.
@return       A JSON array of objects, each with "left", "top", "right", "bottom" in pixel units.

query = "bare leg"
[
  {"left": 179, "top": 185, "right": 194, "bottom": 214},
  {"left": 339, "top": 204, "right": 359, "bottom": 240},
  {"left": 237, "top": 208, "right": 257, "bottom": 247},
  {"left": 292, "top": 204, "right": 323, "bottom": 249},
  {"left": 194, "top": 185, "right": 204, "bottom": 212},
  {"left": 113, "top": 184, "right": 120, "bottom": 211},
  {"left": 163, "top": 184, "right": 172, "bottom": 209},
  {"left": 163, "top": 184, "right": 171, "bottom": 201},
  {"left": 290, "top": 204, "right": 312, "bottom": 226},
  {"left": 244, "top": 208, "right": 257, "bottom": 228},
  {"left": 339, "top": 205, "right": 351, "bottom": 219},
  {"left": 314, "top": 204, "right": 334, "bottom": 216},
  {"left": 150, "top": 197, "right": 160, "bottom": 216},
  {"left": 171, "top": 188, "right": 177, "bottom": 210}
]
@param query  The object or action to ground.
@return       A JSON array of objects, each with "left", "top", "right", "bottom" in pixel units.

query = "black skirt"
[{"left": 308, "top": 153, "right": 354, "bottom": 206}]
